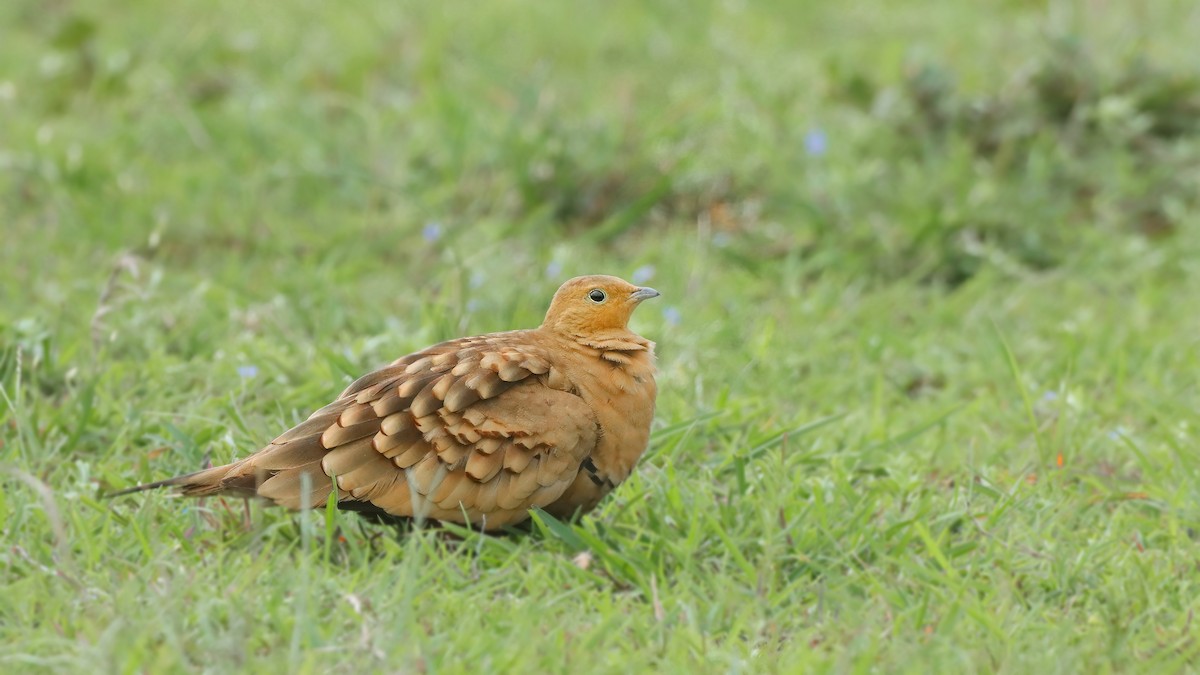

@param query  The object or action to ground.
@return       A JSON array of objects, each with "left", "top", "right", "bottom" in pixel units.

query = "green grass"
[{"left": 3, "top": 0, "right": 1200, "bottom": 672}]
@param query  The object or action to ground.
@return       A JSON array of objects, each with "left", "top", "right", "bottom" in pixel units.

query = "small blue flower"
[
  {"left": 662, "top": 306, "right": 681, "bottom": 327},
  {"left": 631, "top": 265, "right": 656, "bottom": 285},
  {"left": 712, "top": 232, "right": 732, "bottom": 248},
  {"left": 470, "top": 271, "right": 485, "bottom": 289},
  {"left": 237, "top": 365, "right": 259, "bottom": 379},
  {"left": 422, "top": 221, "right": 443, "bottom": 242},
  {"left": 804, "top": 129, "right": 828, "bottom": 157},
  {"left": 466, "top": 299, "right": 481, "bottom": 312},
  {"left": 1041, "top": 391, "right": 1058, "bottom": 402},
  {"left": 545, "top": 261, "right": 563, "bottom": 279}
]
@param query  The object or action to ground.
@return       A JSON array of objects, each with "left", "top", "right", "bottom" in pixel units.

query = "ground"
[{"left": 2, "top": 0, "right": 1200, "bottom": 672}]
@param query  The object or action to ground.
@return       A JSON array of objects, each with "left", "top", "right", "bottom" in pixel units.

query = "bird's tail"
[
  {"left": 106, "top": 464, "right": 242, "bottom": 498},
  {"left": 108, "top": 400, "right": 358, "bottom": 504}
]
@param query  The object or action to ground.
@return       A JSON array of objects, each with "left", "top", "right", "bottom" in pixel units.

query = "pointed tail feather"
[{"left": 106, "top": 464, "right": 238, "bottom": 498}]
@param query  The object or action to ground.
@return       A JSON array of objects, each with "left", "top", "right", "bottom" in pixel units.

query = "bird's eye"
[{"left": 587, "top": 289, "right": 607, "bottom": 304}]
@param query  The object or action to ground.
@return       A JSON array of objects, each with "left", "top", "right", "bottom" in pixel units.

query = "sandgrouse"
[{"left": 117, "top": 275, "right": 659, "bottom": 531}]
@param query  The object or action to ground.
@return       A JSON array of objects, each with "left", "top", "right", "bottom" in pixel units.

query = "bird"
[{"left": 115, "top": 275, "right": 660, "bottom": 532}]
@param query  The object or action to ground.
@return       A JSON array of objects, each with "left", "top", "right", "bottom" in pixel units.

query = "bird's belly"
[{"left": 542, "top": 471, "right": 611, "bottom": 519}]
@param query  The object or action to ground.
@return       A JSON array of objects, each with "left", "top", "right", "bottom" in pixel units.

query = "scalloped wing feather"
[{"left": 159, "top": 333, "right": 600, "bottom": 531}]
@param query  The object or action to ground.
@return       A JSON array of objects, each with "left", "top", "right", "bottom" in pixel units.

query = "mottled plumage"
[{"left": 117, "top": 275, "right": 659, "bottom": 531}]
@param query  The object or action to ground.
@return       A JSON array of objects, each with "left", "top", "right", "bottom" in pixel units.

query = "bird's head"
[{"left": 540, "top": 275, "right": 660, "bottom": 336}]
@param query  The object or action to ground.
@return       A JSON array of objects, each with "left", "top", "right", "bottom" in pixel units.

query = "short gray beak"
[{"left": 630, "top": 287, "right": 661, "bottom": 302}]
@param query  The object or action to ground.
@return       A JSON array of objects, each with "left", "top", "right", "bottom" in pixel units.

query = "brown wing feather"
[{"left": 139, "top": 332, "right": 599, "bottom": 531}]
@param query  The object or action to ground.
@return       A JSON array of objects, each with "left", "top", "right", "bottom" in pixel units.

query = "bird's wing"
[{"left": 189, "top": 333, "right": 600, "bottom": 529}]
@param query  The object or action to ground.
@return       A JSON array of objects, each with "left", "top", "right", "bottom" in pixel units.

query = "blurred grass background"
[{"left": 2, "top": 0, "right": 1200, "bottom": 672}]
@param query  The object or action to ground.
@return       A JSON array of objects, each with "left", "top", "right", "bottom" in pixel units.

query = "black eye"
[{"left": 587, "top": 289, "right": 607, "bottom": 303}]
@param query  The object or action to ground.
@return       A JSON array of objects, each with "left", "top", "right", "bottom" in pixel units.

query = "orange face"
[{"left": 541, "top": 275, "right": 661, "bottom": 335}]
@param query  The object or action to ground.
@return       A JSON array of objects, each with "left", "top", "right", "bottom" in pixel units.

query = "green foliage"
[
  {"left": 1, "top": 0, "right": 1199, "bottom": 672},
  {"left": 837, "top": 36, "right": 1200, "bottom": 283}
]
